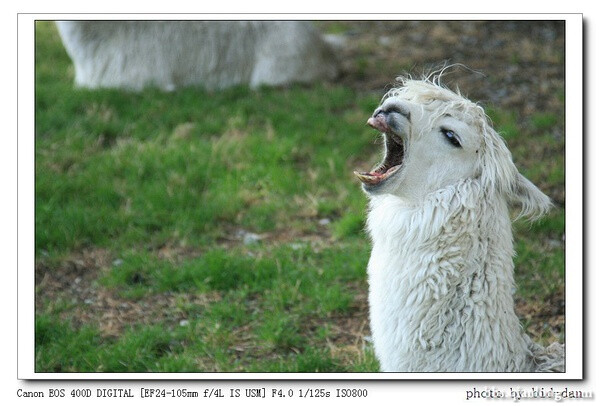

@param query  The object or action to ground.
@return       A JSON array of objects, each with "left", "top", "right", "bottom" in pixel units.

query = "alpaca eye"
[{"left": 441, "top": 128, "right": 461, "bottom": 148}]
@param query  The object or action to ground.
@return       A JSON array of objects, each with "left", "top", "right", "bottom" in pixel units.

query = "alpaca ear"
[{"left": 508, "top": 173, "right": 553, "bottom": 221}]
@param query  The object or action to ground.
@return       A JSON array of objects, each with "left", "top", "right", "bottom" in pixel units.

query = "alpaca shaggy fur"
[
  {"left": 356, "top": 76, "right": 564, "bottom": 372},
  {"left": 55, "top": 21, "right": 338, "bottom": 91}
]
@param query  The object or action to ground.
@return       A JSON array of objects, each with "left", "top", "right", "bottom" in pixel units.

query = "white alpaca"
[
  {"left": 55, "top": 21, "right": 338, "bottom": 91},
  {"left": 355, "top": 77, "right": 564, "bottom": 372}
]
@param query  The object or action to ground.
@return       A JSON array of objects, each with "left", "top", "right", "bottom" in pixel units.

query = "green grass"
[
  {"left": 530, "top": 113, "right": 559, "bottom": 132},
  {"left": 34, "top": 21, "right": 564, "bottom": 372},
  {"left": 487, "top": 108, "right": 521, "bottom": 139},
  {"left": 35, "top": 62, "right": 374, "bottom": 257}
]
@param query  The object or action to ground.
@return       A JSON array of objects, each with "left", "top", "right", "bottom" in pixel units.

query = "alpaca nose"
[{"left": 367, "top": 109, "right": 390, "bottom": 132}]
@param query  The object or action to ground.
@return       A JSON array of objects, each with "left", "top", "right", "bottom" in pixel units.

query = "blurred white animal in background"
[{"left": 56, "top": 21, "right": 339, "bottom": 91}]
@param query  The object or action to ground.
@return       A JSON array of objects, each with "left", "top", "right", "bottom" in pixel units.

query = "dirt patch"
[
  {"left": 75, "top": 290, "right": 222, "bottom": 338},
  {"left": 301, "top": 282, "right": 372, "bottom": 366},
  {"left": 324, "top": 20, "right": 564, "bottom": 114},
  {"left": 36, "top": 248, "right": 112, "bottom": 307},
  {"left": 515, "top": 290, "right": 565, "bottom": 345},
  {"left": 36, "top": 248, "right": 221, "bottom": 338}
]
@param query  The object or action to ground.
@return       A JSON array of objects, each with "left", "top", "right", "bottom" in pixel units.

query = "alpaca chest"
[
  {"left": 365, "top": 193, "right": 530, "bottom": 372},
  {"left": 366, "top": 228, "right": 466, "bottom": 372}
]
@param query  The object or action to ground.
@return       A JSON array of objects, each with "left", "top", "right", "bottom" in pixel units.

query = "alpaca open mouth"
[{"left": 354, "top": 134, "right": 404, "bottom": 187}]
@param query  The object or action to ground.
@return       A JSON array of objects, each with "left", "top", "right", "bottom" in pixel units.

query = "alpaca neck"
[{"left": 366, "top": 181, "right": 533, "bottom": 372}]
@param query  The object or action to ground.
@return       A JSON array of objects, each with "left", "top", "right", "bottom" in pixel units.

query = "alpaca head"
[{"left": 355, "top": 78, "right": 552, "bottom": 219}]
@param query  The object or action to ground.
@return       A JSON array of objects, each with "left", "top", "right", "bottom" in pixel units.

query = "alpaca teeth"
[
  {"left": 354, "top": 171, "right": 381, "bottom": 184},
  {"left": 383, "top": 165, "right": 400, "bottom": 177},
  {"left": 354, "top": 165, "right": 401, "bottom": 185}
]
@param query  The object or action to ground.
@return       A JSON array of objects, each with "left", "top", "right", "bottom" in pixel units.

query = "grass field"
[{"left": 34, "top": 21, "right": 565, "bottom": 373}]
